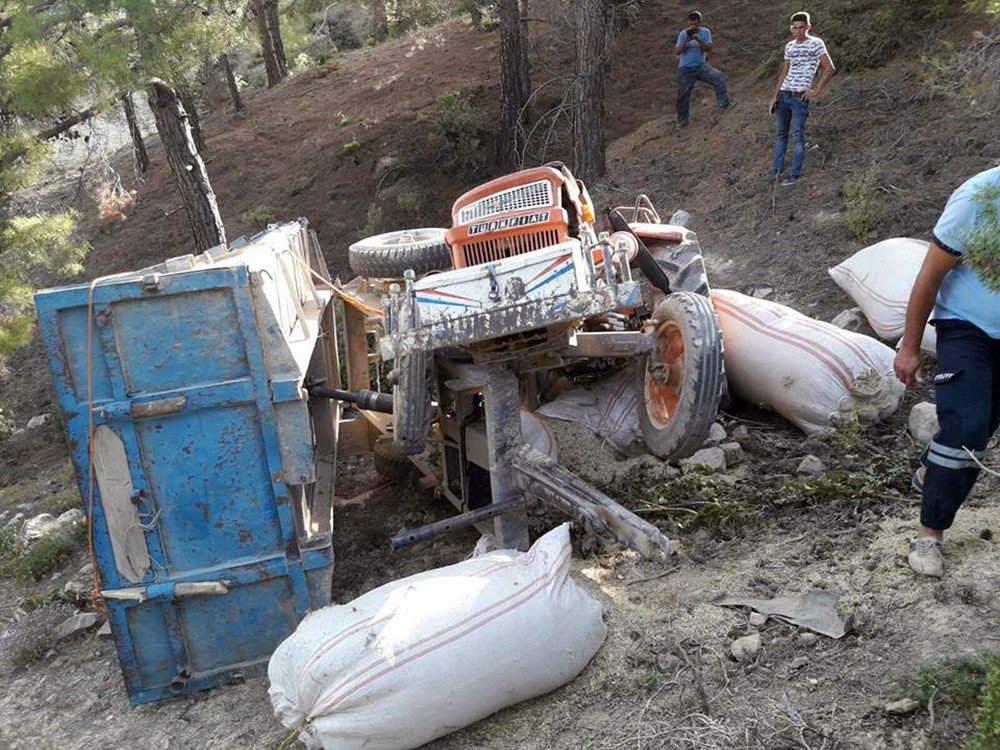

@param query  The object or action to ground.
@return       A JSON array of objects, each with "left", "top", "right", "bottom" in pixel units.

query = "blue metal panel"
[{"left": 35, "top": 235, "right": 335, "bottom": 704}]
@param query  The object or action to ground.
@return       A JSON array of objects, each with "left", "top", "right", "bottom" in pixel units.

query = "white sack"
[
  {"left": 268, "top": 524, "right": 607, "bottom": 750},
  {"left": 537, "top": 368, "right": 643, "bottom": 456},
  {"left": 711, "top": 289, "right": 905, "bottom": 434},
  {"left": 827, "top": 237, "right": 937, "bottom": 354}
]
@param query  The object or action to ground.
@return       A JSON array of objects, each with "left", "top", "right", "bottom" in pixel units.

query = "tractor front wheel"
[{"left": 637, "top": 292, "right": 724, "bottom": 460}]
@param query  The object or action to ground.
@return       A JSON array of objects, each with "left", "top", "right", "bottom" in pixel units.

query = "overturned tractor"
[{"left": 337, "top": 163, "right": 724, "bottom": 558}]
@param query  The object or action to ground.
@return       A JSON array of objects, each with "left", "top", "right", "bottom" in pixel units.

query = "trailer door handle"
[
  {"left": 129, "top": 395, "right": 187, "bottom": 418},
  {"left": 102, "top": 580, "right": 230, "bottom": 602}
]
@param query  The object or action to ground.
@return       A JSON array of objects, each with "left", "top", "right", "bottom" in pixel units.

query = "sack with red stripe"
[
  {"left": 267, "top": 524, "right": 607, "bottom": 750},
  {"left": 711, "top": 289, "right": 905, "bottom": 434},
  {"left": 827, "top": 237, "right": 937, "bottom": 354}
]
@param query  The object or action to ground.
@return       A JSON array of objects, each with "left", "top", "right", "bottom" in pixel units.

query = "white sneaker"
[{"left": 908, "top": 537, "right": 944, "bottom": 578}]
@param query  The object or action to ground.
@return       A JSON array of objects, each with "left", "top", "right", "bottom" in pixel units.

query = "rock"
[
  {"left": 750, "top": 286, "right": 774, "bottom": 299},
  {"left": 660, "top": 464, "right": 681, "bottom": 480},
  {"left": 52, "top": 612, "right": 100, "bottom": 640},
  {"left": 680, "top": 447, "right": 726, "bottom": 474},
  {"left": 908, "top": 402, "right": 939, "bottom": 446},
  {"left": 20, "top": 509, "right": 84, "bottom": 542},
  {"left": 63, "top": 580, "right": 90, "bottom": 598},
  {"left": 789, "top": 656, "right": 810, "bottom": 671},
  {"left": 731, "top": 425, "right": 750, "bottom": 442},
  {"left": 668, "top": 209, "right": 691, "bottom": 227},
  {"left": 97, "top": 621, "right": 112, "bottom": 639},
  {"left": 704, "top": 422, "right": 727, "bottom": 446},
  {"left": 749, "top": 612, "right": 767, "bottom": 627},
  {"left": 831, "top": 308, "right": 863, "bottom": 331},
  {"left": 730, "top": 632, "right": 761, "bottom": 662},
  {"left": 884, "top": 698, "right": 920, "bottom": 715},
  {"left": 656, "top": 653, "right": 680, "bottom": 674},
  {"left": 720, "top": 442, "right": 744, "bottom": 465},
  {"left": 798, "top": 631, "right": 818, "bottom": 646},
  {"left": 4, "top": 512, "right": 24, "bottom": 529},
  {"left": 797, "top": 455, "right": 826, "bottom": 476},
  {"left": 20, "top": 513, "right": 58, "bottom": 541},
  {"left": 25, "top": 414, "right": 49, "bottom": 430}
]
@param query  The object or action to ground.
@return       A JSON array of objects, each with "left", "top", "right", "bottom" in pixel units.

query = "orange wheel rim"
[{"left": 644, "top": 320, "right": 685, "bottom": 429}]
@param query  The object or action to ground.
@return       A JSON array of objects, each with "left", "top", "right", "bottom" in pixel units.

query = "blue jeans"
[
  {"left": 920, "top": 320, "right": 1000, "bottom": 530},
  {"left": 676, "top": 64, "right": 729, "bottom": 125},
  {"left": 771, "top": 93, "right": 809, "bottom": 179}
]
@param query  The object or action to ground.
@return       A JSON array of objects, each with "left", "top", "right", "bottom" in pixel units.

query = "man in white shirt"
[{"left": 767, "top": 12, "right": 835, "bottom": 185}]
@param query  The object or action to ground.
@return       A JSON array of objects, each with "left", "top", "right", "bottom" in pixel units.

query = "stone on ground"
[
  {"left": 680, "top": 447, "right": 726, "bottom": 473},
  {"left": 908, "top": 402, "right": 939, "bottom": 446},
  {"left": 797, "top": 455, "right": 826, "bottom": 476},
  {"left": 731, "top": 632, "right": 761, "bottom": 662}
]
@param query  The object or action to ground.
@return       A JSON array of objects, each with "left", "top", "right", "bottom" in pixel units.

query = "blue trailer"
[{"left": 35, "top": 220, "right": 339, "bottom": 704}]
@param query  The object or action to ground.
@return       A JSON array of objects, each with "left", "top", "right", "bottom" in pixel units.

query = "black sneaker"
[{"left": 780, "top": 176, "right": 799, "bottom": 186}]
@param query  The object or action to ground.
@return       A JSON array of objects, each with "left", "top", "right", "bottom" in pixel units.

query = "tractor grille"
[
  {"left": 457, "top": 180, "right": 554, "bottom": 224},
  {"left": 459, "top": 229, "right": 563, "bottom": 266}
]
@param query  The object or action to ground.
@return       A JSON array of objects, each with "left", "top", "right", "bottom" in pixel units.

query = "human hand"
[
  {"left": 768, "top": 98, "right": 777, "bottom": 115},
  {"left": 893, "top": 346, "right": 923, "bottom": 386},
  {"left": 802, "top": 88, "right": 818, "bottom": 100}
]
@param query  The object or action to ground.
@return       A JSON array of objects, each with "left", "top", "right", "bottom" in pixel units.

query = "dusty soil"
[{"left": 1, "top": 0, "right": 999, "bottom": 748}]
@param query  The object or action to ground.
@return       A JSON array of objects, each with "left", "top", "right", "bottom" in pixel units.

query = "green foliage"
[
  {"left": 645, "top": 473, "right": 754, "bottom": 538},
  {"left": 358, "top": 205, "right": 385, "bottom": 240},
  {"left": 896, "top": 655, "right": 998, "bottom": 711},
  {"left": 0, "top": 526, "right": 20, "bottom": 561},
  {"left": 843, "top": 168, "right": 884, "bottom": 240},
  {"left": 434, "top": 91, "right": 490, "bottom": 175},
  {"left": 0, "top": 210, "right": 87, "bottom": 360},
  {"left": 11, "top": 525, "right": 86, "bottom": 581},
  {"left": 967, "top": 0, "right": 1000, "bottom": 18},
  {"left": 396, "top": 189, "right": 424, "bottom": 217},
  {"left": 760, "top": 0, "right": 955, "bottom": 75},
  {"left": 323, "top": 6, "right": 365, "bottom": 50},
  {"left": 963, "top": 186, "right": 1000, "bottom": 292},
  {"left": 971, "top": 657, "right": 1000, "bottom": 750},
  {"left": 240, "top": 205, "right": 278, "bottom": 232},
  {"left": 0, "top": 42, "right": 87, "bottom": 116},
  {"left": 388, "top": 0, "right": 450, "bottom": 36}
]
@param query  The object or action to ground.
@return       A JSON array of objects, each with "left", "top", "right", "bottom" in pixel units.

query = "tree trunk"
[
  {"left": 572, "top": 0, "right": 608, "bottom": 182},
  {"left": 218, "top": 53, "right": 246, "bottom": 115},
  {"left": 177, "top": 86, "right": 206, "bottom": 154},
  {"left": 147, "top": 81, "right": 226, "bottom": 251},
  {"left": 252, "top": 0, "right": 288, "bottom": 87},
  {"left": 371, "top": 0, "right": 388, "bottom": 42},
  {"left": 497, "top": 0, "right": 531, "bottom": 171},
  {"left": 469, "top": 2, "right": 482, "bottom": 30},
  {"left": 121, "top": 91, "right": 148, "bottom": 175}
]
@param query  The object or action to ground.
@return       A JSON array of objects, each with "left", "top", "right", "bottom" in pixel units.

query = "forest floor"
[{"left": 1, "top": 0, "right": 999, "bottom": 747}]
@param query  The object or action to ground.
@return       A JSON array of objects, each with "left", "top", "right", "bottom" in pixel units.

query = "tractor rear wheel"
[
  {"left": 349, "top": 228, "right": 452, "bottom": 279},
  {"left": 637, "top": 292, "right": 724, "bottom": 460}
]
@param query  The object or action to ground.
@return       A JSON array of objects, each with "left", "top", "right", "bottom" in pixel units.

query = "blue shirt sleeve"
[
  {"left": 933, "top": 183, "right": 980, "bottom": 256},
  {"left": 701, "top": 28, "right": 712, "bottom": 44},
  {"left": 676, "top": 31, "right": 687, "bottom": 46}
]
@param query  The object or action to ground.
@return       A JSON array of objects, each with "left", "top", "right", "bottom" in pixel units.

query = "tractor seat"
[{"left": 628, "top": 223, "right": 688, "bottom": 244}]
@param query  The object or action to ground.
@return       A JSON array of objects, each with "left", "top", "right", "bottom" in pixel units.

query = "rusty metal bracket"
[{"left": 510, "top": 445, "right": 676, "bottom": 561}]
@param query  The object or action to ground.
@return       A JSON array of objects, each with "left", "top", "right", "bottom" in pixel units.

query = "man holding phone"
[
  {"left": 674, "top": 11, "right": 730, "bottom": 128},
  {"left": 767, "top": 11, "right": 835, "bottom": 185}
]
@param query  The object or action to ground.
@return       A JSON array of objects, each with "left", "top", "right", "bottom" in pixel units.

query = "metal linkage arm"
[
  {"left": 306, "top": 385, "right": 393, "bottom": 413},
  {"left": 510, "top": 445, "right": 677, "bottom": 561}
]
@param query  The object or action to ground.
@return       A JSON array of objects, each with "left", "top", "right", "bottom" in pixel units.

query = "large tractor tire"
[
  {"left": 348, "top": 228, "right": 452, "bottom": 279},
  {"left": 392, "top": 348, "right": 433, "bottom": 455},
  {"left": 637, "top": 292, "right": 724, "bottom": 460}
]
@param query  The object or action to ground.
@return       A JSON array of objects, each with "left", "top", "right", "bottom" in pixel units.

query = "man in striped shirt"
[{"left": 767, "top": 12, "right": 835, "bottom": 186}]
